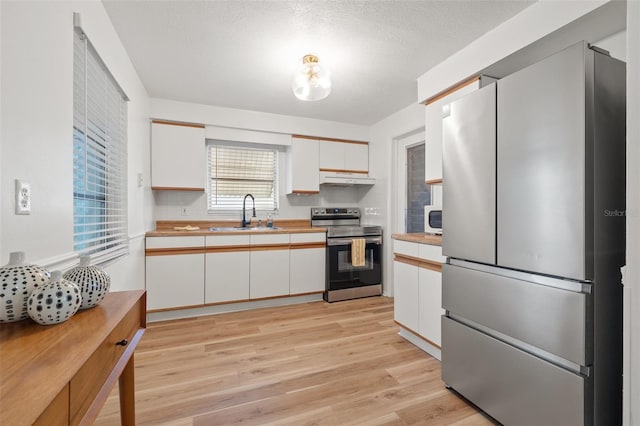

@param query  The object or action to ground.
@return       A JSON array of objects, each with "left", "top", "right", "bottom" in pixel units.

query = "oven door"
[{"left": 326, "top": 236, "right": 382, "bottom": 290}]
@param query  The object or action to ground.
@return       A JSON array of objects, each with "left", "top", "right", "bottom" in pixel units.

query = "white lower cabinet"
[
  {"left": 393, "top": 238, "right": 444, "bottom": 355},
  {"left": 250, "top": 233, "right": 290, "bottom": 299},
  {"left": 289, "top": 233, "right": 326, "bottom": 295},
  {"left": 146, "top": 231, "right": 327, "bottom": 311},
  {"left": 394, "top": 260, "right": 420, "bottom": 331},
  {"left": 145, "top": 236, "right": 205, "bottom": 310},
  {"left": 419, "top": 267, "right": 444, "bottom": 346},
  {"left": 205, "top": 235, "right": 250, "bottom": 304}
]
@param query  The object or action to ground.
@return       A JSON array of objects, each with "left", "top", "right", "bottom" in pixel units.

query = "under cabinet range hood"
[{"left": 319, "top": 172, "right": 375, "bottom": 186}]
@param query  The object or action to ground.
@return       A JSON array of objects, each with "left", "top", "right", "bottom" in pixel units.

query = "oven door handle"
[{"left": 327, "top": 237, "right": 382, "bottom": 246}]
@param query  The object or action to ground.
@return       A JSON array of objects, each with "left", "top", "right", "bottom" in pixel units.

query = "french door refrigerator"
[{"left": 441, "top": 41, "right": 626, "bottom": 426}]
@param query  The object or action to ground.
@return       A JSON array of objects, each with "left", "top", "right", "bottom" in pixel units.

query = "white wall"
[
  {"left": 416, "top": 0, "right": 612, "bottom": 102},
  {"left": 624, "top": 1, "right": 639, "bottom": 424},
  {"left": 596, "top": 29, "right": 627, "bottom": 60},
  {"left": 150, "top": 98, "right": 371, "bottom": 223},
  {"left": 154, "top": 178, "right": 373, "bottom": 223},
  {"left": 0, "top": 1, "right": 151, "bottom": 291},
  {"left": 365, "top": 102, "right": 425, "bottom": 296},
  {"left": 0, "top": 1, "right": 3, "bottom": 260}
]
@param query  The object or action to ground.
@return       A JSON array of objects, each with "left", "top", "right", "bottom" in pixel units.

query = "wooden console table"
[{"left": 0, "top": 290, "right": 146, "bottom": 425}]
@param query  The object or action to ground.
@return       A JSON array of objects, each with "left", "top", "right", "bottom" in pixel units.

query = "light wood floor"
[{"left": 96, "top": 296, "right": 494, "bottom": 425}]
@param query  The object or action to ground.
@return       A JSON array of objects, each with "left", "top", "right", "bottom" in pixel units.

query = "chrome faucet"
[{"left": 241, "top": 194, "right": 256, "bottom": 227}]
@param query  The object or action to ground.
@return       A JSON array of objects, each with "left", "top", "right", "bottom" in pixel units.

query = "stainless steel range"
[{"left": 311, "top": 207, "right": 382, "bottom": 302}]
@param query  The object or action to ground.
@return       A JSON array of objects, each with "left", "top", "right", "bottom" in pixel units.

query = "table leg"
[{"left": 118, "top": 353, "right": 136, "bottom": 426}]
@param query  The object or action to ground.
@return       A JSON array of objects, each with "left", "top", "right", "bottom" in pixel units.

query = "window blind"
[
  {"left": 207, "top": 142, "right": 279, "bottom": 212},
  {"left": 73, "top": 27, "right": 128, "bottom": 263}
]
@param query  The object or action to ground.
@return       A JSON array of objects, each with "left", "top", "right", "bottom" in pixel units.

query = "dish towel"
[{"left": 351, "top": 238, "right": 366, "bottom": 267}]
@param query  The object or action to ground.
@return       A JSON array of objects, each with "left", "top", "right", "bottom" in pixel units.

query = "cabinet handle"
[{"left": 116, "top": 339, "right": 129, "bottom": 346}]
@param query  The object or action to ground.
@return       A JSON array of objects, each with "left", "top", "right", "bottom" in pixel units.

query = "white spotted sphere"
[
  {"left": 27, "top": 271, "right": 82, "bottom": 325},
  {"left": 63, "top": 256, "right": 110, "bottom": 309},
  {"left": 0, "top": 251, "right": 50, "bottom": 322}
]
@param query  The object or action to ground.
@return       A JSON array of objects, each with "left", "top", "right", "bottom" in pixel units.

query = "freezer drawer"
[
  {"left": 442, "top": 263, "right": 589, "bottom": 366},
  {"left": 442, "top": 317, "right": 586, "bottom": 426}
]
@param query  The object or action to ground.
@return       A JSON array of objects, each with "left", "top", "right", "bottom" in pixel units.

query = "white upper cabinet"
[
  {"left": 424, "top": 78, "right": 482, "bottom": 184},
  {"left": 287, "top": 136, "right": 320, "bottom": 194},
  {"left": 151, "top": 121, "right": 206, "bottom": 190},
  {"left": 319, "top": 140, "right": 369, "bottom": 174},
  {"left": 343, "top": 143, "right": 369, "bottom": 173}
]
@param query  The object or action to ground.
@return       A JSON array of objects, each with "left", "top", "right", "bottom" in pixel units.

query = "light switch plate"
[{"left": 15, "top": 179, "right": 31, "bottom": 215}]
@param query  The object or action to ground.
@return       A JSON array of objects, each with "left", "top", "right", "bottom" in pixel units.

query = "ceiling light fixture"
[{"left": 292, "top": 54, "right": 331, "bottom": 101}]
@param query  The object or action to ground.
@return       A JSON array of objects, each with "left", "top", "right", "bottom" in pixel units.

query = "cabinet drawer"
[
  {"left": 250, "top": 233, "right": 289, "bottom": 245},
  {"left": 394, "top": 240, "right": 419, "bottom": 257},
  {"left": 442, "top": 317, "right": 584, "bottom": 426},
  {"left": 442, "top": 263, "right": 588, "bottom": 365},
  {"left": 69, "top": 297, "right": 144, "bottom": 423},
  {"left": 205, "top": 234, "right": 250, "bottom": 247},
  {"left": 289, "top": 232, "right": 326, "bottom": 244},
  {"left": 146, "top": 236, "right": 204, "bottom": 249},
  {"left": 418, "top": 244, "right": 445, "bottom": 263}
]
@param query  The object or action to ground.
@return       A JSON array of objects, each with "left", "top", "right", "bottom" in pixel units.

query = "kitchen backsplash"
[{"left": 153, "top": 185, "right": 377, "bottom": 222}]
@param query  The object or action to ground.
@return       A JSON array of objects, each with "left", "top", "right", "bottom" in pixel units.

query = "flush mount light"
[{"left": 292, "top": 54, "right": 331, "bottom": 101}]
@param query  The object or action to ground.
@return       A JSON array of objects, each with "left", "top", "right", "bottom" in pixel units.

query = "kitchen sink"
[{"left": 208, "top": 226, "right": 281, "bottom": 232}]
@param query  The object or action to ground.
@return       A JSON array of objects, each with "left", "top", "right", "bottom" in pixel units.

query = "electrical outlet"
[
  {"left": 15, "top": 179, "right": 31, "bottom": 215},
  {"left": 181, "top": 207, "right": 188, "bottom": 216}
]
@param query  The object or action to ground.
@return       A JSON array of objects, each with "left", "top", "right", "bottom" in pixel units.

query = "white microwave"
[{"left": 424, "top": 205, "right": 442, "bottom": 234}]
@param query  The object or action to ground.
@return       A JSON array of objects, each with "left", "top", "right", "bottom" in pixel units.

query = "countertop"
[
  {"left": 391, "top": 233, "right": 442, "bottom": 246},
  {"left": 146, "top": 220, "right": 326, "bottom": 237}
]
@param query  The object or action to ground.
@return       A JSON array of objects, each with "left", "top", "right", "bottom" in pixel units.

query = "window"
[
  {"left": 73, "top": 25, "right": 128, "bottom": 262},
  {"left": 406, "top": 143, "right": 430, "bottom": 233},
  {"left": 207, "top": 142, "right": 279, "bottom": 213}
]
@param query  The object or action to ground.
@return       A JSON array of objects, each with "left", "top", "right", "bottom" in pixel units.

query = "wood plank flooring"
[{"left": 95, "top": 296, "right": 494, "bottom": 425}]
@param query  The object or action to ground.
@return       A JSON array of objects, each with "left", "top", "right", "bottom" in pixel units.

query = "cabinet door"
[
  {"left": 393, "top": 261, "right": 420, "bottom": 332},
  {"left": 442, "top": 84, "right": 496, "bottom": 264},
  {"left": 343, "top": 143, "right": 369, "bottom": 173},
  {"left": 419, "top": 267, "right": 444, "bottom": 346},
  {"left": 287, "top": 137, "right": 320, "bottom": 194},
  {"left": 151, "top": 122, "right": 205, "bottom": 190},
  {"left": 319, "top": 140, "right": 345, "bottom": 171},
  {"left": 250, "top": 249, "right": 290, "bottom": 298},
  {"left": 290, "top": 233, "right": 325, "bottom": 294},
  {"left": 250, "top": 233, "right": 289, "bottom": 299},
  {"left": 290, "top": 248, "right": 325, "bottom": 294},
  {"left": 205, "top": 235, "right": 250, "bottom": 303},
  {"left": 146, "top": 253, "right": 204, "bottom": 310}
]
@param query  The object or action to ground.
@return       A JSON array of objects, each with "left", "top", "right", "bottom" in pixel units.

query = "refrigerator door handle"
[{"left": 448, "top": 258, "right": 592, "bottom": 294}]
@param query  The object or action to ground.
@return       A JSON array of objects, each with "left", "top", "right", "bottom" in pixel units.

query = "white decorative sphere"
[
  {"left": 63, "top": 256, "right": 110, "bottom": 309},
  {"left": 0, "top": 251, "right": 50, "bottom": 322},
  {"left": 27, "top": 271, "right": 82, "bottom": 325}
]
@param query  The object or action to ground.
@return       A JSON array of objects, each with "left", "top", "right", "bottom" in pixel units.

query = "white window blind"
[
  {"left": 73, "top": 26, "right": 128, "bottom": 263},
  {"left": 207, "top": 142, "right": 279, "bottom": 213}
]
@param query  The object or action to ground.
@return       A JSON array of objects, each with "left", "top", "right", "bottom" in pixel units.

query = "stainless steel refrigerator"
[{"left": 441, "top": 41, "right": 626, "bottom": 426}]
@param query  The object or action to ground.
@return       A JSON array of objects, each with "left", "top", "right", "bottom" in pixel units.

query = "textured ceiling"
[{"left": 103, "top": 0, "right": 535, "bottom": 125}]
